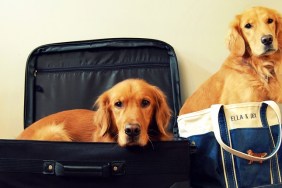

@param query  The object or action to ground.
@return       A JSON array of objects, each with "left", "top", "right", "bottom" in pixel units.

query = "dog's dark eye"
[
  {"left": 114, "top": 101, "right": 123, "bottom": 108},
  {"left": 267, "top": 18, "right": 273, "bottom": 24},
  {"left": 141, "top": 99, "right": 150, "bottom": 108},
  {"left": 245, "top": 23, "right": 252, "bottom": 29}
]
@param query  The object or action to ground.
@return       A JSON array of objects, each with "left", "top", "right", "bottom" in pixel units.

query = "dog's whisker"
[
  {"left": 113, "top": 133, "right": 119, "bottom": 142},
  {"left": 148, "top": 138, "right": 155, "bottom": 150},
  {"left": 111, "top": 144, "right": 120, "bottom": 151},
  {"left": 114, "top": 133, "right": 119, "bottom": 138}
]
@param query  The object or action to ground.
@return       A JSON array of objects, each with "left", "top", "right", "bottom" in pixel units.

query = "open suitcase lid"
[{"left": 24, "top": 38, "right": 181, "bottom": 134}]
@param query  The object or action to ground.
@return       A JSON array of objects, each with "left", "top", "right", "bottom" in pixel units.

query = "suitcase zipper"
[{"left": 33, "top": 63, "right": 169, "bottom": 77}]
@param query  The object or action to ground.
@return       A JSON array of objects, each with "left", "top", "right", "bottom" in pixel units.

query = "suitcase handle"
[
  {"left": 55, "top": 162, "right": 110, "bottom": 177},
  {"left": 52, "top": 161, "right": 125, "bottom": 177}
]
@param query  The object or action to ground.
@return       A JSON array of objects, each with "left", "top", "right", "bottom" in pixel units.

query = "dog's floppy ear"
[
  {"left": 93, "top": 92, "right": 111, "bottom": 137},
  {"left": 226, "top": 15, "right": 246, "bottom": 56},
  {"left": 274, "top": 11, "right": 282, "bottom": 50},
  {"left": 152, "top": 86, "right": 172, "bottom": 139}
]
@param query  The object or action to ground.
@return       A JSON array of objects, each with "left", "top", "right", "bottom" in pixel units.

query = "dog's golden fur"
[
  {"left": 17, "top": 79, "right": 172, "bottom": 147},
  {"left": 180, "top": 7, "right": 282, "bottom": 114}
]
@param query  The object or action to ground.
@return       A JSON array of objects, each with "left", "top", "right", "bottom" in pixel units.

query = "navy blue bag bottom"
[{"left": 189, "top": 125, "right": 281, "bottom": 188}]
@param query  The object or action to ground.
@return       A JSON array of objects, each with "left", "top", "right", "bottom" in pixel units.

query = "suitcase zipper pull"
[{"left": 33, "top": 70, "right": 37, "bottom": 77}]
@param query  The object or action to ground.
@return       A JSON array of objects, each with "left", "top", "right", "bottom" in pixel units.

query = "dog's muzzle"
[
  {"left": 261, "top": 34, "right": 276, "bottom": 55},
  {"left": 124, "top": 124, "right": 141, "bottom": 144},
  {"left": 125, "top": 124, "right": 140, "bottom": 137},
  {"left": 261, "top": 35, "right": 273, "bottom": 46}
]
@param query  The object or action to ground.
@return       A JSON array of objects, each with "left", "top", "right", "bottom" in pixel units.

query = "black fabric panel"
[
  {"left": 35, "top": 47, "right": 169, "bottom": 69},
  {"left": 0, "top": 139, "right": 190, "bottom": 188},
  {"left": 34, "top": 67, "right": 172, "bottom": 123}
]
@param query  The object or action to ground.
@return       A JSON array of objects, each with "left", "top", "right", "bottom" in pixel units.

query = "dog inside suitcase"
[
  {"left": 0, "top": 39, "right": 190, "bottom": 188},
  {"left": 17, "top": 78, "right": 173, "bottom": 147}
]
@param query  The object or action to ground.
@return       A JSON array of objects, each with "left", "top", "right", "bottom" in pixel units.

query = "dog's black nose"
[
  {"left": 261, "top": 35, "right": 273, "bottom": 46},
  {"left": 125, "top": 124, "right": 140, "bottom": 137}
]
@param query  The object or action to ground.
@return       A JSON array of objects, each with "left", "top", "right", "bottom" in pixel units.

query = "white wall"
[{"left": 1, "top": 0, "right": 282, "bottom": 138}]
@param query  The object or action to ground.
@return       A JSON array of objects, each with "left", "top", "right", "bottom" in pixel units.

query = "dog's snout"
[
  {"left": 125, "top": 124, "right": 140, "bottom": 137},
  {"left": 261, "top": 35, "right": 273, "bottom": 46}
]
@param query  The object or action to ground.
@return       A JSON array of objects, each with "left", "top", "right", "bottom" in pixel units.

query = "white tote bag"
[{"left": 178, "top": 101, "right": 282, "bottom": 188}]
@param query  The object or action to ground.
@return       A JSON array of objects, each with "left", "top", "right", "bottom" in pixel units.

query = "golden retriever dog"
[
  {"left": 180, "top": 6, "right": 282, "bottom": 114},
  {"left": 17, "top": 79, "right": 172, "bottom": 147}
]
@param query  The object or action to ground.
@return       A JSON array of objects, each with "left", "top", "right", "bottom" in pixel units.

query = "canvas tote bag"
[{"left": 178, "top": 101, "right": 282, "bottom": 188}]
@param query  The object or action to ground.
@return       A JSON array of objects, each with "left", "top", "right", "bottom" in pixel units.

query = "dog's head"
[
  {"left": 227, "top": 6, "right": 282, "bottom": 57},
  {"left": 94, "top": 79, "right": 172, "bottom": 147}
]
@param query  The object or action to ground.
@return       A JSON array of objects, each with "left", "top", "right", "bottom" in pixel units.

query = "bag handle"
[
  {"left": 211, "top": 101, "right": 282, "bottom": 162},
  {"left": 54, "top": 161, "right": 125, "bottom": 177}
]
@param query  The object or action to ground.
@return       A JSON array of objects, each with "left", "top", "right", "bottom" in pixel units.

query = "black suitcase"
[{"left": 0, "top": 38, "right": 190, "bottom": 188}]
